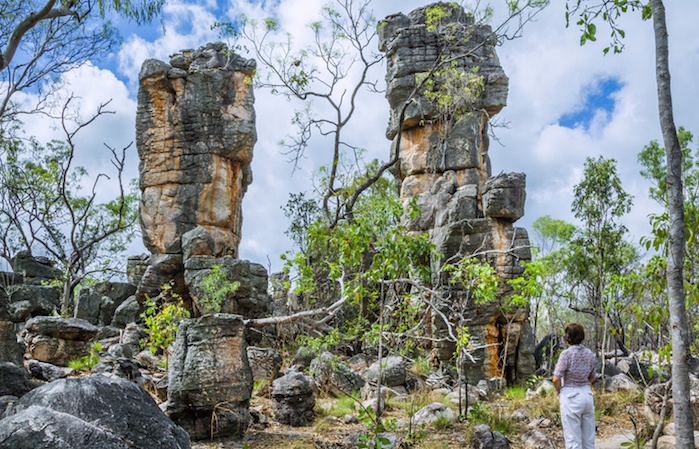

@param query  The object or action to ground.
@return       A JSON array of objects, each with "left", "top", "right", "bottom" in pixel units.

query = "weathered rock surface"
[
  {"left": 310, "top": 351, "right": 365, "bottom": 394},
  {"left": 0, "top": 362, "right": 37, "bottom": 397},
  {"left": 271, "top": 370, "right": 316, "bottom": 427},
  {"left": 412, "top": 402, "right": 458, "bottom": 427},
  {"left": 0, "top": 320, "right": 24, "bottom": 366},
  {"left": 247, "top": 346, "right": 283, "bottom": 382},
  {"left": 184, "top": 255, "right": 271, "bottom": 318},
  {"left": 27, "top": 360, "right": 68, "bottom": 382},
  {"left": 380, "top": 3, "right": 534, "bottom": 382},
  {"left": 9, "top": 251, "right": 61, "bottom": 285},
  {"left": 6, "top": 285, "right": 61, "bottom": 322},
  {"left": 136, "top": 42, "right": 255, "bottom": 258},
  {"left": 75, "top": 282, "right": 136, "bottom": 326},
  {"left": 23, "top": 316, "right": 97, "bottom": 366},
  {"left": 472, "top": 423, "right": 510, "bottom": 449},
  {"left": 365, "top": 355, "right": 408, "bottom": 388},
  {"left": 0, "top": 375, "right": 190, "bottom": 449},
  {"left": 167, "top": 313, "right": 252, "bottom": 440}
]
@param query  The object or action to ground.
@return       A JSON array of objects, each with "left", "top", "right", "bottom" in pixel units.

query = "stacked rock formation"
[
  {"left": 380, "top": 3, "right": 535, "bottom": 382},
  {"left": 135, "top": 43, "right": 270, "bottom": 318}
]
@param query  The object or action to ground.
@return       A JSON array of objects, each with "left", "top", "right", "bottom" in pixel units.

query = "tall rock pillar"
[{"left": 380, "top": 4, "right": 535, "bottom": 383}]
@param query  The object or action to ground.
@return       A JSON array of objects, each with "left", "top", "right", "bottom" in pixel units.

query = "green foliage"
[
  {"left": 532, "top": 215, "right": 576, "bottom": 255},
  {"left": 565, "top": 0, "right": 650, "bottom": 54},
  {"left": 443, "top": 258, "right": 499, "bottom": 305},
  {"left": 357, "top": 405, "right": 396, "bottom": 449},
  {"left": 468, "top": 402, "right": 518, "bottom": 435},
  {"left": 196, "top": 264, "right": 240, "bottom": 314},
  {"left": 140, "top": 283, "right": 190, "bottom": 360},
  {"left": 67, "top": 342, "right": 103, "bottom": 371}
]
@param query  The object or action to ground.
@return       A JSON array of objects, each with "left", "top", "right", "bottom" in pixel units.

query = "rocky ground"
[{"left": 187, "top": 392, "right": 641, "bottom": 449}]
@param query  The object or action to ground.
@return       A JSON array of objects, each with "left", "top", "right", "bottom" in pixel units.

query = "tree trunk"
[{"left": 650, "top": 1, "right": 695, "bottom": 446}]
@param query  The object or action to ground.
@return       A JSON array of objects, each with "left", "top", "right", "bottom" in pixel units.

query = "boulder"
[
  {"left": 271, "top": 370, "right": 316, "bottom": 426},
  {"left": 27, "top": 360, "right": 68, "bottom": 382},
  {"left": 0, "top": 361, "right": 37, "bottom": 397},
  {"left": 310, "top": 351, "right": 365, "bottom": 394},
  {"left": 472, "top": 423, "right": 510, "bottom": 449},
  {"left": 0, "top": 320, "right": 24, "bottom": 366},
  {"left": 247, "top": 346, "right": 283, "bottom": 382},
  {"left": 166, "top": 313, "right": 253, "bottom": 440},
  {"left": 184, "top": 256, "right": 271, "bottom": 319},
  {"left": 0, "top": 375, "right": 190, "bottom": 449},
  {"left": 521, "top": 429, "right": 555, "bottom": 448},
  {"left": 23, "top": 316, "right": 97, "bottom": 366},
  {"left": 412, "top": 402, "right": 458, "bottom": 427},
  {"left": 111, "top": 296, "right": 142, "bottom": 328},
  {"left": 482, "top": 172, "right": 526, "bottom": 222},
  {"left": 7, "top": 285, "right": 60, "bottom": 322},
  {"left": 605, "top": 373, "right": 641, "bottom": 393},
  {"left": 365, "top": 355, "right": 408, "bottom": 388},
  {"left": 9, "top": 251, "right": 61, "bottom": 284}
]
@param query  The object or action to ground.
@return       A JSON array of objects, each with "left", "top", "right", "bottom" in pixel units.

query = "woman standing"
[{"left": 552, "top": 323, "right": 596, "bottom": 449}]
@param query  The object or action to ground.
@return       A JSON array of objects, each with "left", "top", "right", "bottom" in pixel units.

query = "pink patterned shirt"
[{"left": 554, "top": 344, "right": 596, "bottom": 388}]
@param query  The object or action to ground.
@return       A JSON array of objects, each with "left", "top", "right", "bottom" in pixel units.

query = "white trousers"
[{"left": 559, "top": 384, "right": 595, "bottom": 449}]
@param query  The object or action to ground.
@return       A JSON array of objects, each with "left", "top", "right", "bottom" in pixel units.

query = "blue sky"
[{"left": 558, "top": 78, "right": 623, "bottom": 130}]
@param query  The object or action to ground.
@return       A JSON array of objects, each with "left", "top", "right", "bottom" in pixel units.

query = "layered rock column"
[
  {"left": 380, "top": 4, "right": 535, "bottom": 382},
  {"left": 137, "top": 42, "right": 255, "bottom": 259},
  {"left": 135, "top": 43, "right": 271, "bottom": 320}
]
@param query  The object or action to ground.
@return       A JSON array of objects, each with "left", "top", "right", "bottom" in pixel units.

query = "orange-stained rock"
[
  {"left": 136, "top": 42, "right": 255, "bottom": 257},
  {"left": 381, "top": 4, "right": 536, "bottom": 383}
]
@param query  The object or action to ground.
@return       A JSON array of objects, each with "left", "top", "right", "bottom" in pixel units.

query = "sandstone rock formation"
[
  {"left": 137, "top": 42, "right": 255, "bottom": 258},
  {"left": 380, "top": 3, "right": 535, "bottom": 382},
  {"left": 0, "top": 375, "right": 190, "bottom": 449},
  {"left": 166, "top": 313, "right": 253, "bottom": 440},
  {"left": 135, "top": 43, "right": 269, "bottom": 314}
]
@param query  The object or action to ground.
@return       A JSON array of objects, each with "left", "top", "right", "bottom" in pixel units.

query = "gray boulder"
[
  {"left": 521, "top": 429, "right": 555, "bottom": 448},
  {"left": 365, "top": 355, "right": 408, "bottom": 388},
  {"left": 473, "top": 423, "right": 510, "bottom": 448},
  {"left": 7, "top": 285, "right": 61, "bottom": 322},
  {"left": 9, "top": 251, "right": 61, "bottom": 284},
  {"left": 27, "top": 360, "right": 67, "bottom": 382},
  {"left": 111, "top": 296, "right": 142, "bottom": 328},
  {"left": 310, "top": 351, "right": 365, "bottom": 394},
  {"left": 271, "top": 370, "right": 316, "bottom": 426},
  {"left": 0, "top": 320, "right": 24, "bottom": 366},
  {"left": 0, "top": 361, "right": 37, "bottom": 397},
  {"left": 0, "top": 375, "right": 190, "bottom": 449},
  {"left": 605, "top": 373, "right": 641, "bottom": 393},
  {"left": 247, "top": 346, "right": 283, "bottom": 382},
  {"left": 412, "top": 402, "right": 458, "bottom": 427},
  {"left": 482, "top": 172, "right": 526, "bottom": 222}
]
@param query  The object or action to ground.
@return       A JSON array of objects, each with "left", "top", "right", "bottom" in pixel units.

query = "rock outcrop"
[
  {"left": 23, "top": 316, "right": 97, "bottom": 366},
  {"left": 380, "top": 3, "right": 535, "bottom": 382},
  {"left": 135, "top": 43, "right": 272, "bottom": 319},
  {"left": 137, "top": 42, "right": 255, "bottom": 259},
  {"left": 166, "top": 313, "right": 253, "bottom": 440}
]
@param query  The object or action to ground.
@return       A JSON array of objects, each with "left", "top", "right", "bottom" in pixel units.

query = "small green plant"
[
  {"left": 503, "top": 385, "right": 527, "bottom": 401},
  {"left": 410, "top": 356, "right": 432, "bottom": 377},
  {"left": 196, "top": 264, "right": 240, "bottom": 313},
  {"left": 140, "top": 283, "right": 190, "bottom": 367},
  {"left": 357, "top": 405, "right": 395, "bottom": 449},
  {"left": 67, "top": 341, "right": 103, "bottom": 371},
  {"left": 432, "top": 415, "right": 453, "bottom": 430}
]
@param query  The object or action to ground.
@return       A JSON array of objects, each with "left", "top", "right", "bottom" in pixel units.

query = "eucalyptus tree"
[
  {"left": 566, "top": 2, "right": 695, "bottom": 443},
  {"left": 566, "top": 156, "right": 636, "bottom": 353}
]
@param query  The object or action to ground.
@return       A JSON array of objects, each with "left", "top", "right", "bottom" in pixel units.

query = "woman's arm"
[{"left": 553, "top": 375, "right": 561, "bottom": 395}]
